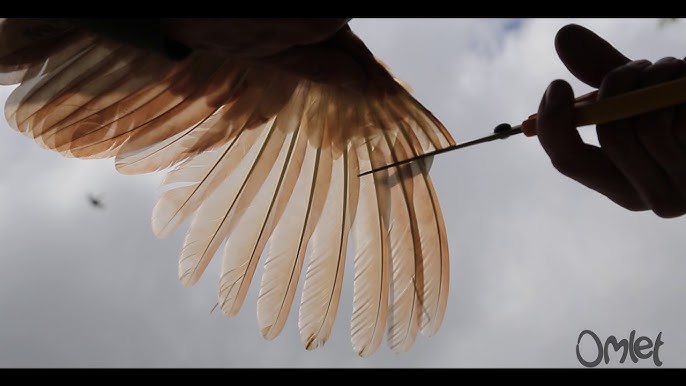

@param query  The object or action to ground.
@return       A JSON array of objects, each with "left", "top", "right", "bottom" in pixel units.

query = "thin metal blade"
[{"left": 358, "top": 124, "right": 523, "bottom": 177}]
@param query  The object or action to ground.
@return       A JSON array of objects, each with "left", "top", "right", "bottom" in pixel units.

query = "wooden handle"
[{"left": 520, "top": 76, "right": 686, "bottom": 136}]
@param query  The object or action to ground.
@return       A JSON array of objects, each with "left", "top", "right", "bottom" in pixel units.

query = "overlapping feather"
[
  {"left": 0, "top": 19, "right": 455, "bottom": 356},
  {"left": 350, "top": 141, "right": 390, "bottom": 356},
  {"left": 257, "top": 86, "right": 332, "bottom": 340}
]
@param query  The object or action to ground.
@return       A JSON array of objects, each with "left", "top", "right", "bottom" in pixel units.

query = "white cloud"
[{"left": 1, "top": 18, "right": 685, "bottom": 367}]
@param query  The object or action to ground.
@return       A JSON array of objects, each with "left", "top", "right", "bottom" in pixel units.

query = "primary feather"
[{"left": 0, "top": 18, "right": 455, "bottom": 356}]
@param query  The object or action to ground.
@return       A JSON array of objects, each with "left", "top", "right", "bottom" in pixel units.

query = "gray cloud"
[{"left": 0, "top": 18, "right": 685, "bottom": 368}]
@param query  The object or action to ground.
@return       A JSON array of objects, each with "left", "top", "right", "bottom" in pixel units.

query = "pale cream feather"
[
  {"left": 350, "top": 141, "right": 391, "bottom": 357},
  {"left": 177, "top": 119, "right": 282, "bottom": 287},
  {"left": 378, "top": 134, "right": 422, "bottom": 353},
  {"left": 217, "top": 84, "right": 310, "bottom": 316},
  {"left": 257, "top": 86, "right": 334, "bottom": 340},
  {"left": 298, "top": 114, "right": 360, "bottom": 349},
  {"left": 373, "top": 101, "right": 450, "bottom": 337}
]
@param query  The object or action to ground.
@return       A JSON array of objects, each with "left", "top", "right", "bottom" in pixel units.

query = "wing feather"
[
  {"left": 383, "top": 102, "right": 450, "bottom": 336},
  {"left": 176, "top": 116, "right": 285, "bottom": 287},
  {"left": 257, "top": 86, "right": 333, "bottom": 340},
  {"left": 6, "top": 40, "right": 108, "bottom": 133},
  {"left": 174, "top": 125, "right": 269, "bottom": 286},
  {"left": 151, "top": 120, "right": 264, "bottom": 240},
  {"left": 0, "top": 18, "right": 92, "bottom": 85},
  {"left": 349, "top": 140, "right": 391, "bottom": 357},
  {"left": 378, "top": 136, "right": 422, "bottom": 353},
  {"left": 217, "top": 83, "right": 309, "bottom": 316},
  {"left": 298, "top": 113, "right": 360, "bottom": 350}
]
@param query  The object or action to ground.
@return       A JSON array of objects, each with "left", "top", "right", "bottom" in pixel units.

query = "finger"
[
  {"left": 537, "top": 79, "right": 646, "bottom": 210},
  {"left": 673, "top": 57, "right": 686, "bottom": 149},
  {"left": 634, "top": 57, "right": 686, "bottom": 215},
  {"left": 554, "top": 24, "right": 631, "bottom": 88},
  {"left": 598, "top": 60, "right": 686, "bottom": 217}
]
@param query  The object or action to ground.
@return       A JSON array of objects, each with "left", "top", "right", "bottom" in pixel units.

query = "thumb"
[
  {"left": 537, "top": 79, "right": 579, "bottom": 156},
  {"left": 536, "top": 79, "right": 646, "bottom": 211},
  {"left": 555, "top": 24, "right": 631, "bottom": 88}
]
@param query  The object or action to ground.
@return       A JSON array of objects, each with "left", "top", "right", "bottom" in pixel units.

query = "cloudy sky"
[{"left": 1, "top": 18, "right": 685, "bottom": 368}]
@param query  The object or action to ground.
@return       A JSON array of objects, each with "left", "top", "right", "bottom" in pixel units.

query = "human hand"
[{"left": 537, "top": 24, "right": 686, "bottom": 218}]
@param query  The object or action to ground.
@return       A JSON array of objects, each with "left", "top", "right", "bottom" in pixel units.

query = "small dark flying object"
[{"left": 87, "top": 194, "right": 105, "bottom": 209}]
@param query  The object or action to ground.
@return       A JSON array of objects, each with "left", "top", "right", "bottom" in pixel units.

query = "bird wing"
[{"left": 0, "top": 18, "right": 455, "bottom": 356}]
